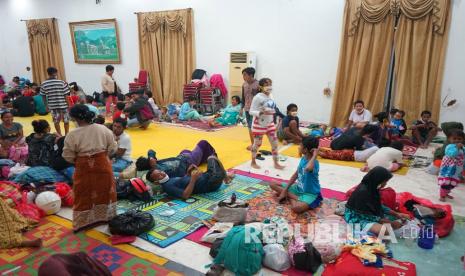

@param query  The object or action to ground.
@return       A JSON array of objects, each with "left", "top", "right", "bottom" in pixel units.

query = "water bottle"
[{"left": 417, "top": 225, "right": 435, "bottom": 249}]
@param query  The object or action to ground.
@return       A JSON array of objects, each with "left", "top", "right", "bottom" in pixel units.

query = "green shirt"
[{"left": 33, "top": 95, "right": 47, "bottom": 114}]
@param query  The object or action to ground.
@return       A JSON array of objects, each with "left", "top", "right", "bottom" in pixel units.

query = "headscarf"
[
  {"left": 38, "top": 252, "right": 111, "bottom": 276},
  {"left": 346, "top": 166, "right": 393, "bottom": 216}
]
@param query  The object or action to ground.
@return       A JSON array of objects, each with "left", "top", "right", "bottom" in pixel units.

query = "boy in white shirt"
[
  {"left": 347, "top": 100, "right": 372, "bottom": 129},
  {"left": 111, "top": 118, "right": 132, "bottom": 175},
  {"left": 362, "top": 141, "right": 404, "bottom": 172}
]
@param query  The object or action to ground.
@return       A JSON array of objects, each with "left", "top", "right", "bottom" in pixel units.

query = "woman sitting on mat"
[
  {"left": 0, "top": 199, "right": 42, "bottom": 249},
  {"left": 344, "top": 166, "right": 410, "bottom": 236},
  {"left": 208, "top": 96, "right": 242, "bottom": 127},
  {"left": 179, "top": 96, "right": 201, "bottom": 121},
  {"left": 270, "top": 137, "right": 323, "bottom": 214}
]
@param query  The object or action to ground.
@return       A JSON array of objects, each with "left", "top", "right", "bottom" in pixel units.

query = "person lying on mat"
[
  {"left": 344, "top": 166, "right": 410, "bottom": 236},
  {"left": 208, "top": 95, "right": 242, "bottom": 127},
  {"left": 330, "top": 124, "right": 378, "bottom": 151},
  {"left": 361, "top": 141, "right": 404, "bottom": 172},
  {"left": 146, "top": 155, "right": 234, "bottom": 199},
  {"left": 119, "top": 140, "right": 217, "bottom": 180},
  {"left": 270, "top": 137, "right": 323, "bottom": 214}
]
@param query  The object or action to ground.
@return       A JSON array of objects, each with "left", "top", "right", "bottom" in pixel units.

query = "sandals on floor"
[
  {"left": 259, "top": 150, "right": 272, "bottom": 156},
  {"left": 256, "top": 153, "right": 265, "bottom": 160}
]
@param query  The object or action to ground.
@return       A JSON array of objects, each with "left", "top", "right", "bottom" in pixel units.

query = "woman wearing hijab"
[
  {"left": 344, "top": 166, "right": 410, "bottom": 235},
  {"left": 63, "top": 104, "right": 117, "bottom": 232},
  {"left": 38, "top": 252, "right": 111, "bottom": 276}
]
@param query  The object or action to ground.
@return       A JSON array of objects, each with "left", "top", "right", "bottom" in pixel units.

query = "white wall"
[
  {"left": 0, "top": 0, "right": 463, "bottom": 125},
  {"left": 439, "top": 0, "right": 465, "bottom": 126}
]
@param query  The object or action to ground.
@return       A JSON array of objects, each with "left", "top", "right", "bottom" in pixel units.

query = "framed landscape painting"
[{"left": 69, "top": 18, "right": 121, "bottom": 64}]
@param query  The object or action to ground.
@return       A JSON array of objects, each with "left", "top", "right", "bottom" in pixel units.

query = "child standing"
[
  {"left": 438, "top": 132, "right": 465, "bottom": 201},
  {"left": 270, "top": 137, "right": 322, "bottom": 213},
  {"left": 179, "top": 96, "right": 201, "bottom": 121},
  {"left": 241, "top": 67, "right": 259, "bottom": 150},
  {"left": 249, "top": 78, "right": 284, "bottom": 170}
]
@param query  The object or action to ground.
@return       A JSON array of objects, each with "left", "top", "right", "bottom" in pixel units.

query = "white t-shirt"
[
  {"left": 148, "top": 98, "right": 159, "bottom": 111},
  {"left": 367, "top": 147, "right": 403, "bottom": 169},
  {"left": 117, "top": 132, "right": 132, "bottom": 161},
  {"left": 349, "top": 109, "right": 372, "bottom": 124},
  {"left": 249, "top": 93, "right": 276, "bottom": 127}
]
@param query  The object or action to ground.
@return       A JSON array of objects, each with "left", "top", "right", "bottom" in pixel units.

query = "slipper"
[
  {"left": 259, "top": 150, "right": 272, "bottom": 156},
  {"left": 256, "top": 153, "right": 265, "bottom": 161}
]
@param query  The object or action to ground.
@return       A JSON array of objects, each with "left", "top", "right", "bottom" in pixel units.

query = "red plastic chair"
[{"left": 129, "top": 70, "right": 149, "bottom": 92}]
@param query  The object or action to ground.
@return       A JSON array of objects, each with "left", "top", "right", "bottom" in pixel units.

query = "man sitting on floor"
[
  {"left": 12, "top": 93, "right": 35, "bottom": 117},
  {"left": 120, "top": 140, "right": 217, "bottom": 180},
  {"left": 146, "top": 155, "right": 234, "bottom": 199},
  {"left": 124, "top": 89, "right": 155, "bottom": 129},
  {"left": 111, "top": 118, "right": 132, "bottom": 175}
]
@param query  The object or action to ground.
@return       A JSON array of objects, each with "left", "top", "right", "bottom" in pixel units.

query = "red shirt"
[
  {"left": 113, "top": 110, "right": 123, "bottom": 121},
  {"left": 22, "top": 88, "right": 34, "bottom": 97},
  {"left": 68, "top": 95, "right": 80, "bottom": 106}
]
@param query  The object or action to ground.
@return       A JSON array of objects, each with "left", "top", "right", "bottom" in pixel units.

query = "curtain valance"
[
  {"left": 348, "top": 0, "right": 448, "bottom": 35},
  {"left": 26, "top": 19, "right": 54, "bottom": 41},
  {"left": 139, "top": 8, "right": 190, "bottom": 40}
]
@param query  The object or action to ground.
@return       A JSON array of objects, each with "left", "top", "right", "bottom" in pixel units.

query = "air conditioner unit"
[{"left": 229, "top": 52, "right": 256, "bottom": 98}]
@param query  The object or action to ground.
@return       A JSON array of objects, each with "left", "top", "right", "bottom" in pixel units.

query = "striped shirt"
[{"left": 40, "top": 78, "right": 70, "bottom": 110}]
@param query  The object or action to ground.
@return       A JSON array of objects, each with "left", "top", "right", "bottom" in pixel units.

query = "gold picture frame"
[{"left": 69, "top": 18, "right": 121, "bottom": 64}]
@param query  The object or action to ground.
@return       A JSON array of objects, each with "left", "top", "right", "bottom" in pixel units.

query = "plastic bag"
[
  {"left": 263, "top": 244, "right": 291, "bottom": 272},
  {"left": 201, "top": 222, "right": 234, "bottom": 243},
  {"left": 14, "top": 192, "right": 43, "bottom": 221},
  {"left": 55, "top": 182, "right": 73, "bottom": 206},
  {"left": 108, "top": 210, "right": 155, "bottom": 236}
]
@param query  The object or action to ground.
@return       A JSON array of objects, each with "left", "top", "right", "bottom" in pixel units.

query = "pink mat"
[{"left": 229, "top": 169, "right": 346, "bottom": 200}]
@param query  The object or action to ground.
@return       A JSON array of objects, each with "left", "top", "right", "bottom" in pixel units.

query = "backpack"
[
  {"left": 288, "top": 236, "right": 322, "bottom": 273},
  {"left": 213, "top": 226, "right": 264, "bottom": 276},
  {"left": 140, "top": 104, "right": 155, "bottom": 121}
]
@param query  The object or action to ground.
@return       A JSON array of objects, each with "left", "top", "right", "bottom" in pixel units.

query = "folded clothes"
[{"left": 109, "top": 235, "right": 137, "bottom": 245}]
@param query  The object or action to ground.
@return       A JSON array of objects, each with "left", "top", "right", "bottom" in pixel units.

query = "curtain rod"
[
  {"left": 134, "top": 8, "right": 192, "bottom": 14},
  {"left": 20, "top": 17, "right": 56, "bottom": 22}
]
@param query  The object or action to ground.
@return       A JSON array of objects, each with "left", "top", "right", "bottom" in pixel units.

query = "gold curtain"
[
  {"left": 392, "top": 0, "right": 451, "bottom": 124},
  {"left": 26, "top": 18, "right": 66, "bottom": 83},
  {"left": 330, "top": 0, "right": 395, "bottom": 127},
  {"left": 137, "top": 8, "right": 195, "bottom": 105}
]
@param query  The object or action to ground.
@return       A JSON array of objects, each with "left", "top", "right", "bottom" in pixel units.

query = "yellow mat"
[
  {"left": 14, "top": 115, "right": 273, "bottom": 170},
  {"left": 280, "top": 145, "right": 410, "bottom": 176}
]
